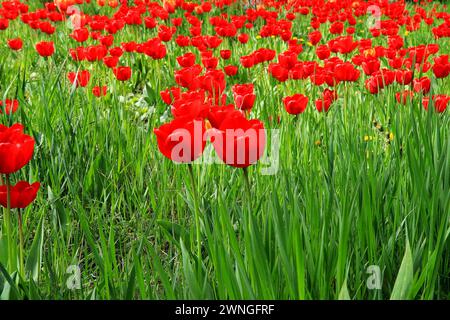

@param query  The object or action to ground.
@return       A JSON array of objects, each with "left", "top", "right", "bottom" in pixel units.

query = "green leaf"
[
  {"left": 25, "top": 214, "right": 45, "bottom": 282},
  {"left": 390, "top": 240, "right": 414, "bottom": 300},
  {"left": 338, "top": 279, "right": 351, "bottom": 300}
]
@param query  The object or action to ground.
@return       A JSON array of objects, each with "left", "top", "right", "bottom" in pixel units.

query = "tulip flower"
[
  {"left": 283, "top": 94, "right": 309, "bottom": 115},
  {"left": 0, "top": 124, "right": 35, "bottom": 174},
  {"left": 113, "top": 66, "right": 132, "bottom": 81},
  {"left": 210, "top": 114, "right": 266, "bottom": 168},
  {"left": 0, "top": 181, "right": 40, "bottom": 209},
  {"left": 35, "top": 41, "right": 55, "bottom": 57},
  {"left": 232, "top": 84, "right": 256, "bottom": 112},
  {"left": 154, "top": 118, "right": 206, "bottom": 163}
]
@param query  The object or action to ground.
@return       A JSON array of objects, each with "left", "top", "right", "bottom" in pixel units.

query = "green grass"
[{"left": 0, "top": 1, "right": 449, "bottom": 299}]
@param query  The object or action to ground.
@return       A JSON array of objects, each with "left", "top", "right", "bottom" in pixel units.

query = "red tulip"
[
  {"left": 316, "top": 45, "right": 330, "bottom": 60},
  {"left": 7, "top": 38, "right": 23, "bottom": 51},
  {"left": 113, "top": 66, "right": 132, "bottom": 81},
  {"left": 220, "top": 50, "right": 231, "bottom": 60},
  {"left": 177, "top": 52, "right": 196, "bottom": 68},
  {"left": 35, "top": 41, "right": 55, "bottom": 57},
  {"left": 70, "top": 28, "right": 89, "bottom": 42},
  {"left": 413, "top": 77, "right": 431, "bottom": 94},
  {"left": 0, "top": 124, "right": 34, "bottom": 174},
  {"left": 67, "top": 70, "right": 91, "bottom": 87},
  {"left": 92, "top": 86, "right": 108, "bottom": 97},
  {"left": 0, "top": 99, "right": 19, "bottom": 114},
  {"left": 283, "top": 94, "right": 308, "bottom": 115},
  {"left": 0, "top": 181, "right": 40, "bottom": 209},
  {"left": 423, "top": 95, "right": 449, "bottom": 113},
  {"left": 396, "top": 91, "right": 414, "bottom": 104},
  {"left": 308, "top": 30, "right": 322, "bottom": 45},
  {"left": 210, "top": 115, "right": 266, "bottom": 168},
  {"left": 232, "top": 84, "right": 256, "bottom": 111},
  {"left": 224, "top": 65, "right": 238, "bottom": 76},
  {"left": 154, "top": 118, "right": 206, "bottom": 163}
]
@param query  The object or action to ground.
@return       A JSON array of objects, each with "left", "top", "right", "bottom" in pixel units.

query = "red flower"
[
  {"left": 334, "top": 62, "right": 360, "bottom": 82},
  {"left": 232, "top": 84, "right": 256, "bottom": 111},
  {"left": 396, "top": 91, "right": 414, "bottom": 104},
  {"left": 7, "top": 38, "right": 23, "bottom": 51},
  {"left": 240, "top": 55, "right": 255, "bottom": 68},
  {"left": 154, "top": 118, "right": 206, "bottom": 163},
  {"left": 35, "top": 41, "right": 55, "bottom": 57},
  {"left": 67, "top": 70, "right": 91, "bottom": 87},
  {"left": 70, "top": 28, "right": 89, "bottom": 42},
  {"left": 210, "top": 115, "right": 266, "bottom": 168},
  {"left": 413, "top": 77, "right": 431, "bottom": 94},
  {"left": 432, "top": 55, "right": 450, "bottom": 79},
  {"left": 316, "top": 45, "right": 330, "bottom": 60},
  {"left": 224, "top": 65, "right": 238, "bottom": 76},
  {"left": 0, "top": 181, "right": 40, "bottom": 209},
  {"left": 177, "top": 52, "right": 196, "bottom": 68},
  {"left": 238, "top": 33, "right": 249, "bottom": 44},
  {"left": 0, "top": 124, "right": 35, "bottom": 174},
  {"left": 329, "top": 21, "right": 344, "bottom": 34},
  {"left": 220, "top": 49, "right": 231, "bottom": 60},
  {"left": 308, "top": 31, "right": 322, "bottom": 45},
  {"left": 423, "top": 95, "right": 449, "bottom": 113},
  {"left": 0, "top": 99, "right": 19, "bottom": 114},
  {"left": 113, "top": 66, "right": 132, "bottom": 81},
  {"left": 103, "top": 55, "right": 119, "bottom": 68},
  {"left": 283, "top": 94, "right": 308, "bottom": 115},
  {"left": 92, "top": 86, "right": 108, "bottom": 97}
]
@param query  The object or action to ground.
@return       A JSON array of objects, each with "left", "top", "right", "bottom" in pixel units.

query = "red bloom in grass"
[
  {"left": 154, "top": 118, "right": 206, "bottom": 163},
  {"left": 396, "top": 91, "right": 414, "bottom": 105},
  {"left": 395, "top": 70, "right": 413, "bottom": 85},
  {"left": 158, "top": 25, "right": 175, "bottom": 42},
  {"left": 103, "top": 55, "right": 119, "bottom": 68},
  {"left": 121, "top": 42, "right": 137, "bottom": 52},
  {"left": 67, "top": 70, "right": 91, "bottom": 88},
  {"left": 0, "top": 99, "right": 19, "bottom": 114},
  {"left": 316, "top": 45, "right": 330, "bottom": 60},
  {"left": 70, "top": 28, "right": 89, "bottom": 42},
  {"left": 361, "top": 58, "right": 380, "bottom": 75},
  {"left": 329, "top": 36, "right": 358, "bottom": 54},
  {"left": 176, "top": 35, "right": 190, "bottom": 47},
  {"left": 432, "top": 55, "right": 450, "bottom": 79},
  {"left": 268, "top": 63, "right": 289, "bottom": 82},
  {"left": 171, "top": 91, "right": 210, "bottom": 120},
  {"left": 413, "top": 77, "right": 431, "bottom": 94},
  {"left": 92, "top": 86, "right": 107, "bottom": 97},
  {"left": 113, "top": 66, "right": 132, "bottom": 81},
  {"left": 238, "top": 33, "right": 249, "bottom": 44},
  {"left": 7, "top": 38, "right": 23, "bottom": 51},
  {"left": 315, "top": 98, "right": 332, "bottom": 113},
  {"left": 220, "top": 49, "right": 231, "bottom": 60},
  {"left": 208, "top": 105, "right": 243, "bottom": 129},
  {"left": 0, "top": 124, "right": 34, "bottom": 174},
  {"left": 177, "top": 52, "right": 196, "bottom": 68},
  {"left": 334, "top": 63, "right": 360, "bottom": 82},
  {"left": 144, "top": 17, "right": 157, "bottom": 29},
  {"left": 201, "top": 56, "right": 219, "bottom": 69},
  {"left": 160, "top": 87, "right": 181, "bottom": 105},
  {"left": 240, "top": 55, "right": 255, "bottom": 68},
  {"left": 232, "top": 84, "right": 256, "bottom": 111},
  {"left": 283, "top": 94, "right": 308, "bottom": 115},
  {"left": 174, "top": 65, "right": 203, "bottom": 90},
  {"left": 308, "top": 31, "right": 322, "bottom": 45},
  {"left": 423, "top": 95, "right": 449, "bottom": 113},
  {"left": 329, "top": 21, "right": 344, "bottom": 35},
  {"left": 316, "top": 89, "right": 337, "bottom": 113},
  {"left": 35, "top": 41, "right": 55, "bottom": 57},
  {"left": 210, "top": 114, "right": 266, "bottom": 168},
  {"left": 0, "top": 181, "right": 40, "bottom": 209},
  {"left": 224, "top": 65, "right": 238, "bottom": 76}
]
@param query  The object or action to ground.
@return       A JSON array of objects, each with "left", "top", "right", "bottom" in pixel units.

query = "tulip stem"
[
  {"left": 242, "top": 167, "right": 252, "bottom": 209},
  {"left": 187, "top": 164, "right": 202, "bottom": 274},
  {"left": 4, "top": 174, "right": 13, "bottom": 272},
  {"left": 18, "top": 209, "right": 25, "bottom": 277}
]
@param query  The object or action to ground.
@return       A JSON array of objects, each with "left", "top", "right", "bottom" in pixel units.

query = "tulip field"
[{"left": 0, "top": 0, "right": 449, "bottom": 301}]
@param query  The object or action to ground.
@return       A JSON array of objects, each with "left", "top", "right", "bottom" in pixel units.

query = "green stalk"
[
  {"left": 187, "top": 163, "right": 202, "bottom": 274},
  {"left": 4, "top": 175, "right": 13, "bottom": 272},
  {"left": 18, "top": 209, "right": 25, "bottom": 277}
]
